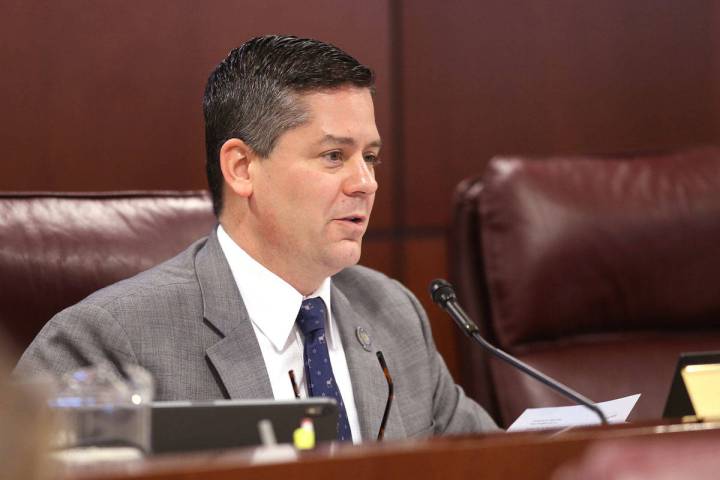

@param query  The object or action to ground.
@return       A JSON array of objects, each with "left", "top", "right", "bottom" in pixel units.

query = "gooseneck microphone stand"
[{"left": 429, "top": 279, "right": 608, "bottom": 425}]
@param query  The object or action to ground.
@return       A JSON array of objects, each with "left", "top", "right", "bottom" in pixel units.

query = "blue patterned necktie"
[{"left": 296, "top": 297, "right": 352, "bottom": 442}]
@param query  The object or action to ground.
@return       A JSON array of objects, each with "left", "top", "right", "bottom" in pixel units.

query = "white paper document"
[{"left": 507, "top": 394, "right": 641, "bottom": 432}]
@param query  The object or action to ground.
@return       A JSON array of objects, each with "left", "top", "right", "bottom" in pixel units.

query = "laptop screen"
[{"left": 151, "top": 398, "right": 338, "bottom": 453}]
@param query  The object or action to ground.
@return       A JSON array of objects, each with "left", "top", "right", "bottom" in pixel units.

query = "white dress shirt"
[{"left": 216, "top": 225, "right": 362, "bottom": 443}]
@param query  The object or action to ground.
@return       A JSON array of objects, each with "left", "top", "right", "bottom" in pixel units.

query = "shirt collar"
[{"left": 216, "top": 225, "right": 334, "bottom": 351}]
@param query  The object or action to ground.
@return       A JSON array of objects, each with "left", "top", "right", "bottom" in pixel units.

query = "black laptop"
[
  {"left": 662, "top": 351, "right": 720, "bottom": 419},
  {"left": 151, "top": 398, "right": 338, "bottom": 453}
]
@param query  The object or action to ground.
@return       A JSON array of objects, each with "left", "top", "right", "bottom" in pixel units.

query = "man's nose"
[{"left": 345, "top": 155, "right": 379, "bottom": 196}]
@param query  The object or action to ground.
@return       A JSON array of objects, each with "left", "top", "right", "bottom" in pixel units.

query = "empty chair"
[{"left": 451, "top": 147, "right": 720, "bottom": 427}]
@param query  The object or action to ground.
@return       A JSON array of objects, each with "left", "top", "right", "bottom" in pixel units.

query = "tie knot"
[{"left": 296, "top": 297, "right": 327, "bottom": 338}]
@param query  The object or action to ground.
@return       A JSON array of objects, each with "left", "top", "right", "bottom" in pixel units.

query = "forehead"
[
  {"left": 298, "top": 86, "right": 374, "bottom": 108},
  {"left": 291, "top": 87, "right": 380, "bottom": 143}
]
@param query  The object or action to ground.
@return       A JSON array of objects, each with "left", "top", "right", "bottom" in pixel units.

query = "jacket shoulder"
[
  {"left": 333, "top": 265, "right": 406, "bottom": 299},
  {"left": 82, "top": 237, "right": 208, "bottom": 309}
]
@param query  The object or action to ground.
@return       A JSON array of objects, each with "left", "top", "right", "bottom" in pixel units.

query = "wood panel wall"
[{"left": 3, "top": 0, "right": 720, "bottom": 383}]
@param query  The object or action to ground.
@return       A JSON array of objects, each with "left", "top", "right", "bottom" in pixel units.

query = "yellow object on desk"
[
  {"left": 681, "top": 363, "right": 720, "bottom": 420},
  {"left": 293, "top": 418, "right": 316, "bottom": 450}
]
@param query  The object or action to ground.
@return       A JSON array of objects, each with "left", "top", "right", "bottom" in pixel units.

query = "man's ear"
[{"left": 219, "top": 138, "right": 254, "bottom": 198}]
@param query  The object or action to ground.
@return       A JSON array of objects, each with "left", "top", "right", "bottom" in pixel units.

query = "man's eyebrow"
[{"left": 319, "top": 134, "right": 382, "bottom": 149}]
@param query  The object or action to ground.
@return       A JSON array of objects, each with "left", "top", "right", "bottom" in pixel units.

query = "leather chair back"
[
  {"left": 0, "top": 191, "right": 215, "bottom": 358},
  {"left": 452, "top": 147, "right": 720, "bottom": 427}
]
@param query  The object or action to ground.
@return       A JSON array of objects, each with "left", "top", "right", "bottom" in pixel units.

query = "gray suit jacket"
[{"left": 16, "top": 229, "right": 498, "bottom": 440}]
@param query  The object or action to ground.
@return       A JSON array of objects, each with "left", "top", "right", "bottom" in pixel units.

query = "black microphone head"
[{"left": 429, "top": 279, "right": 456, "bottom": 307}]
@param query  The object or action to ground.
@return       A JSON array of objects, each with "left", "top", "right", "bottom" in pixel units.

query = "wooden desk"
[{"left": 61, "top": 421, "right": 720, "bottom": 480}]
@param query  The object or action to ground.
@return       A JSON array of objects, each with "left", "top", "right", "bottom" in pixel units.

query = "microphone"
[{"left": 429, "top": 279, "right": 608, "bottom": 425}]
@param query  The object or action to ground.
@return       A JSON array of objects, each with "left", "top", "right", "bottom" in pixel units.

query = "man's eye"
[
  {"left": 364, "top": 153, "right": 381, "bottom": 166},
  {"left": 323, "top": 151, "right": 343, "bottom": 163}
]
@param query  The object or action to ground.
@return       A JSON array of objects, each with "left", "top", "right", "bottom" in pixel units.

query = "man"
[{"left": 16, "top": 35, "right": 498, "bottom": 441}]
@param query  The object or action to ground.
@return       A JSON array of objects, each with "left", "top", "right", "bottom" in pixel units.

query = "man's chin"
[{"left": 325, "top": 242, "right": 362, "bottom": 272}]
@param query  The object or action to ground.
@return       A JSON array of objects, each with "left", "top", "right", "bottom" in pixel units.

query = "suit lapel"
[
  {"left": 332, "top": 283, "right": 406, "bottom": 441},
  {"left": 195, "top": 229, "right": 273, "bottom": 399},
  {"left": 193, "top": 230, "right": 404, "bottom": 437}
]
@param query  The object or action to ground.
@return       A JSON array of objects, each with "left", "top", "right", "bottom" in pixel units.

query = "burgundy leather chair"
[
  {"left": 0, "top": 191, "right": 215, "bottom": 359},
  {"left": 451, "top": 147, "right": 720, "bottom": 427}
]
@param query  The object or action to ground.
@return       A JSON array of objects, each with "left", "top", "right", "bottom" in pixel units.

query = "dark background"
[{"left": 3, "top": 0, "right": 720, "bottom": 379}]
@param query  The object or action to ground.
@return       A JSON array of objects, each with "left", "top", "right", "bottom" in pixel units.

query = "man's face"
[{"left": 246, "top": 86, "right": 380, "bottom": 288}]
